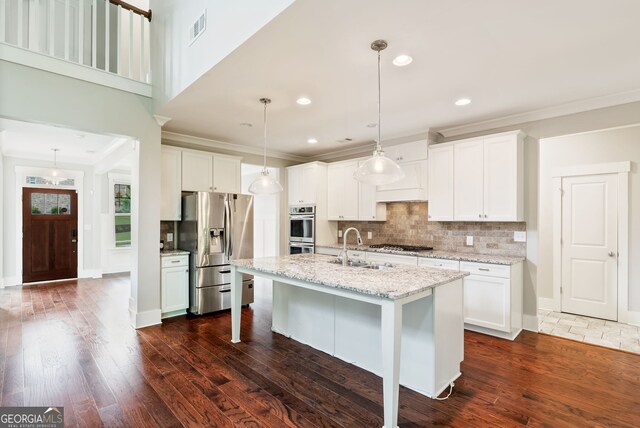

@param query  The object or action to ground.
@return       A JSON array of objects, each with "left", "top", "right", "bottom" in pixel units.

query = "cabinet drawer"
[
  {"left": 366, "top": 252, "right": 417, "bottom": 266},
  {"left": 460, "top": 261, "right": 510, "bottom": 278},
  {"left": 419, "top": 258, "right": 460, "bottom": 271},
  {"left": 316, "top": 247, "right": 342, "bottom": 256},
  {"left": 162, "top": 255, "right": 189, "bottom": 268},
  {"left": 347, "top": 250, "right": 366, "bottom": 261}
]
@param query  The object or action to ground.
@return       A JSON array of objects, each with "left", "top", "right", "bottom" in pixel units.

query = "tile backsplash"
[
  {"left": 160, "top": 221, "right": 176, "bottom": 251},
  {"left": 338, "top": 202, "right": 526, "bottom": 257}
]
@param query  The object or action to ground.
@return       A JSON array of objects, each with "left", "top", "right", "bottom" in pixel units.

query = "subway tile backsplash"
[{"left": 338, "top": 202, "right": 526, "bottom": 257}]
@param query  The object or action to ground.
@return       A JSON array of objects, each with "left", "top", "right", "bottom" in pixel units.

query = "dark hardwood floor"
[{"left": 1, "top": 274, "right": 639, "bottom": 427}]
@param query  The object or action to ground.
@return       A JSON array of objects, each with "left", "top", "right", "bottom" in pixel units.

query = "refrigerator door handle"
[{"left": 224, "top": 197, "right": 232, "bottom": 258}]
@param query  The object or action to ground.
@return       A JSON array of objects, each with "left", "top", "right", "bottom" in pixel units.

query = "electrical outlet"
[
  {"left": 514, "top": 231, "right": 527, "bottom": 242},
  {"left": 367, "top": 231, "right": 373, "bottom": 240},
  {"left": 167, "top": 233, "right": 174, "bottom": 242},
  {"left": 466, "top": 236, "right": 473, "bottom": 246},
  {"left": 338, "top": 230, "right": 343, "bottom": 238}
]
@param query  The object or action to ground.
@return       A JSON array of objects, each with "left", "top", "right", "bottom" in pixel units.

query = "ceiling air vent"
[{"left": 189, "top": 10, "right": 207, "bottom": 46}]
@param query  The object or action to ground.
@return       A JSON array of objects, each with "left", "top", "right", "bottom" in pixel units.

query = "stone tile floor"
[{"left": 538, "top": 309, "right": 640, "bottom": 354}]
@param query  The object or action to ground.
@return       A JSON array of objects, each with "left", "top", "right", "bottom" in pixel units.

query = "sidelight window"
[{"left": 114, "top": 183, "right": 131, "bottom": 247}]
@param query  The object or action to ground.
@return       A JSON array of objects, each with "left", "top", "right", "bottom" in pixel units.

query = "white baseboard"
[
  {"left": 523, "top": 314, "right": 539, "bottom": 332},
  {"left": 626, "top": 310, "right": 640, "bottom": 327},
  {"left": 537, "top": 297, "right": 557, "bottom": 311},
  {"left": 79, "top": 269, "right": 103, "bottom": 279},
  {"left": 102, "top": 267, "right": 131, "bottom": 275},
  {"left": 3, "top": 276, "right": 22, "bottom": 287},
  {"left": 129, "top": 308, "right": 162, "bottom": 329}
]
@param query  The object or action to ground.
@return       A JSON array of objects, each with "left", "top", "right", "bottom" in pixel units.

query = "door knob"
[{"left": 608, "top": 251, "right": 616, "bottom": 257}]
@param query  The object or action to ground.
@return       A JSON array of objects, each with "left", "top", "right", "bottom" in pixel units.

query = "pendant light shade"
[
  {"left": 354, "top": 40, "right": 405, "bottom": 186},
  {"left": 51, "top": 148, "right": 60, "bottom": 180},
  {"left": 249, "top": 98, "right": 283, "bottom": 195}
]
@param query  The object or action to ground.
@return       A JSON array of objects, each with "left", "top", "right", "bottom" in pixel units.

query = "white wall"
[
  {"left": 150, "top": 0, "right": 295, "bottom": 111},
  {"left": 241, "top": 164, "right": 280, "bottom": 258},
  {"left": 539, "top": 125, "right": 640, "bottom": 313},
  {"left": 0, "top": 59, "right": 161, "bottom": 328}
]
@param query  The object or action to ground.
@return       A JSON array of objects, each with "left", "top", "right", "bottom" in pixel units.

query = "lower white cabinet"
[
  {"left": 418, "top": 257, "right": 460, "bottom": 271},
  {"left": 460, "top": 261, "right": 522, "bottom": 340},
  {"left": 366, "top": 252, "right": 418, "bottom": 266},
  {"left": 161, "top": 255, "right": 189, "bottom": 317}
]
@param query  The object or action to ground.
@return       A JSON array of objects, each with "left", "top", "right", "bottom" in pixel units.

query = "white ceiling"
[
  {"left": 0, "top": 118, "right": 129, "bottom": 167},
  {"left": 159, "top": 0, "right": 640, "bottom": 157}
]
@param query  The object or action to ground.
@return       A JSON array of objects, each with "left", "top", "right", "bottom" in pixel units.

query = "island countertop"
[{"left": 230, "top": 254, "right": 468, "bottom": 300}]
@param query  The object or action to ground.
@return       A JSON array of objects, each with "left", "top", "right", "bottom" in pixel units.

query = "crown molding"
[
  {"left": 310, "top": 143, "right": 374, "bottom": 162},
  {"left": 436, "top": 89, "right": 640, "bottom": 138},
  {"left": 153, "top": 115, "right": 172, "bottom": 127},
  {"left": 161, "top": 131, "right": 309, "bottom": 162}
]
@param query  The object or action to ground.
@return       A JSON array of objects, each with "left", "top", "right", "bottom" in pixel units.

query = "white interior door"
[{"left": 561, "top": 174, "right": 618, "bottom": 320}]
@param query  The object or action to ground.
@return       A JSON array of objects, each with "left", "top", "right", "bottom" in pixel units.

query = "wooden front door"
[{"left": 23, "top": 188, "right": 78, "bottom": 283}]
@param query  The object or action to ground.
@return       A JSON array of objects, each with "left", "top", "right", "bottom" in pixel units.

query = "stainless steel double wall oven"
[{"left": 289, "top": 205, "right": 315, "bottom": 254}]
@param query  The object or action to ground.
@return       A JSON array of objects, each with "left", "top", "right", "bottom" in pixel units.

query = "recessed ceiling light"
[
  {"left": 296, "top": 97, "right": 312, "bottom": 105},
  {"left": 455, "top": 98, "right": 471, "bottom": 106},
  {"left": 307, "top": 138, "right": 318, "bottom": 144},
  {"left": 392, "top": 54, "right": 413, "bottom": 67}
]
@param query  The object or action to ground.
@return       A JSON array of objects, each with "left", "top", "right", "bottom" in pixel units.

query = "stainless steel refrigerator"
[{"left": 179, "top": 192, "right": 254, "bottom": 315}]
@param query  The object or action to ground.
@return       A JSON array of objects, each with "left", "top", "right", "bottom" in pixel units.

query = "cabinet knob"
[
  {"left": 484, "top": 214, "right": 488, "bottom": 218},
  {"left": 478, "top": 214, "right": 482, "bottom": 218},
  {"left": 428, "top": 215, "right": 431, "bottom": 219}
]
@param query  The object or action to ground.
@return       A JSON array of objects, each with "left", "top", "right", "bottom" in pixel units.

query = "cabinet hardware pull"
[
  {"left": 479, "top": 268, "right": 490, "bottom": 271},
  {"left": 219, "top": 289, "right": 231, "bottom": 293},
  {"left": 171, "top": 260, "right": 180, "bottom": 263},
  {"left": 219, "top": 270, "right": 231, "bottom": 274}
]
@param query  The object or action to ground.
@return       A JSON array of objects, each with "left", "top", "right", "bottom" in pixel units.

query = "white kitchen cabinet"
[
  {"left": 161, "top": 255, "right": 189, "bottom": 317},
  {"left": 366, "top": 252, "right": 418, "bottom": 266},
  {"left": 327, "top": 161, "right": 359, "bottom": 220},
  {"left": 427, "top": 144, "right": 454, "bottom": 221},
  {"left": 418, "top": 257, "right": 460, "bottom": 271},
  {"left": 160, "top": 146, "right": 182, "bottom": 221},
  {"left": 287, "top": 162, "right": 326, "bottom": 206},
  {"left": 315, "top": 246, "right": 342, "bottom": 256},
  {"left": 451, "top": 131, "right": 524, "bottom": 222},
  {"left": 376, "top": 160, "right": 428, "bottom": 202},
  {"left": 327, "top": 160, "right": 387, "bottom": 221},
  {"left": 212, "top": 155, "right": 241, "bottom": 193},
  {"left": 181, "top": 149, "right": 242, "bottom": 193},
  {"left": 460, "top": 261, "right": 523, "bottom": 340},
  {"left": 453, "top": 139, "right": 484, "bottom": 221},
  {"left": 384, "top": 140, "right": 428, "bottom": 162}
]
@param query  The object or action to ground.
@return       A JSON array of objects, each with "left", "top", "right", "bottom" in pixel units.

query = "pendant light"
[
  {"left": 353, "top": 40, "right": 405, "bottom": 186},
  {"left": 51, "top": 148, "right": 60, "bottom": 180},
  {"left": 248, "top": 98, "right": 283, "bottom": 195}
]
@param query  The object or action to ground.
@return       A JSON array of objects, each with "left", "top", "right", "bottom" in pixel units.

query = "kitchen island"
[{"left": 230, "top": 254, "right": 469, "bottom": 428}]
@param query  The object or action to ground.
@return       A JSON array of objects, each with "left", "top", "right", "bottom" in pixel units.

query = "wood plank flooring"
[{"left": 1, "top": 274, "right": 639, "bottom": 427}]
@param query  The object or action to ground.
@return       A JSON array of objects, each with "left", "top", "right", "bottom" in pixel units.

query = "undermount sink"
[{"left": 331, "top": 258, "right": 393, "bottom": 270}]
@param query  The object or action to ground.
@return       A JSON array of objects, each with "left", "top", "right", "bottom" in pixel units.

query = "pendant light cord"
[
  {"left": 376, "top": 49, "right": 382, "bottom": 152},
  {"left": 262, "top": 101, "right": 268, "bottom": 174}
]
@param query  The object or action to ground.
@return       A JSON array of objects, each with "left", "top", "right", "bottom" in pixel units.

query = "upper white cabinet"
[
  {"left": 357, "top": 160, "right": 386, "bottom": 221},
  {"left": 454, "top": 140, "right": 485, "bottom": 221},
  {"left": 327, "top": 161, "right": 359, "bottom": 220},
  {"left": 375, "top": 140, "right": 429, "bottom": 203},
  {"left": 287, "top": 162, "right": 327, "bottom": 206},
  {"left": 427, "top": 144, "right": 454, "bottom": 221},
  {"left": 181, "top": 150, "right": 242, "bottom": 194},
  {"left": 327, "top": 160, "right": 386, "bottom": 221},
  {"left": 429, "top": 130, "right": 524, "bottom": 222},
  {"left": 160, "top": 147, "right": 182, "bottom": 221},
  {"left": 384, "top": 140, "right": 428, "bottom": 162}
]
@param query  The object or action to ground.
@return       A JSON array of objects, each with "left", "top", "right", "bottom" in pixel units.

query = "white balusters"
[
  {"left": 64, "top": 0, "right": 70, "bottom": 60},
  {"left": 0, "top": 0, "right": 5, "bottom": 43},
  {"left": 115, "top": 4, "right": 121, "bottom": 74},
  {"left": 49, "top": 0, "right": 55, "bottom": 55},
  {"left": 105, "top": 0, "right": 110, "bottom": 72},
  {"left": 128, "top": 8, "right": 133, "bottom": 78},
  {"left": 92, "top": 0, "right": 97, "bottom": 67},
  {"left": 16, "top": 0, "right": 22, "bottom": 47},
  {"left": 78, "top": 0, "right": 84, "bottom": 65}
]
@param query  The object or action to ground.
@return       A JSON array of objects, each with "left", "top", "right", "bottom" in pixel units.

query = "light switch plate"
[
  {"left": 338, "top": 230, "right": 343, "bottom": 238},
  {"left": 466, "top": 236, "right": 473, "bottom": 246},
  {"left": 167, "top": 233, "right": 174, "bottom": 242},
  {"left": 514, "top": 231, "right": 527, "bottom": 242},
  {"left": 367, "top": 231, "right": 373, "bottom": 239}
]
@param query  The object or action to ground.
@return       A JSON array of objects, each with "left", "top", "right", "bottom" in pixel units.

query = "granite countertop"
[
  {"left": 230, "top": 254, "right": 468, "bottom": 300},
  {"left": 160, "top": 249, "right": 190, "bottom": 256},
  {"left": 317, "top": 243, "right": 524, "bottom": 265}
]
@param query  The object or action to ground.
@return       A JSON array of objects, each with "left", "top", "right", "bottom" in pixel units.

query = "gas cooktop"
[{"left": 368, "top": 244, "right": 434, "bottom": 252}]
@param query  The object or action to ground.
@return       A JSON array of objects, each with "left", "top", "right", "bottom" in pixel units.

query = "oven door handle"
[{"left": 289, "top": 215, "right": 315, "bottom": 220}]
